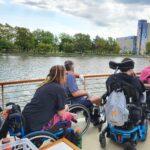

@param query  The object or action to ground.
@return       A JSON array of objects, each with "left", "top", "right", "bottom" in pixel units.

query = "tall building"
[
  {"left": 137, "top": 20, "right": 150, "bottom": 54},
  {"left": 117, "top": 36, "right": 137, "bottom": 54},
  {"left": 117, "top": 19, "right": 150, "bottom": 55}
]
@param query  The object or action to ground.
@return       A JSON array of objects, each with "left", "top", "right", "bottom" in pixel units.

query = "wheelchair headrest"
[{"left": 109, "top": 60, "right": 134, "bottom": 71}]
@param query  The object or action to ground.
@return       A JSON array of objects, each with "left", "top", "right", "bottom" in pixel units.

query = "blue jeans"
[{"left": 68, "top": 96, "right": 93, "bottom": 109}]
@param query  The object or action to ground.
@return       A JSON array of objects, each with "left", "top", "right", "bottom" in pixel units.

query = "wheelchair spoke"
[{"left": 69, "top": 104, "right": 91, "bottom": 136}]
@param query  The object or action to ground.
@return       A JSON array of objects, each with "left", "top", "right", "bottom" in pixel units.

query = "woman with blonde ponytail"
[{"left": 22, "top": 65, "right": 74, "bottom": 133}]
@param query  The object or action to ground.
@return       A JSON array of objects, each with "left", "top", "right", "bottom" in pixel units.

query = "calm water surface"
[{"left": 0, "top": 54, "right": 149, "bottom": 81}]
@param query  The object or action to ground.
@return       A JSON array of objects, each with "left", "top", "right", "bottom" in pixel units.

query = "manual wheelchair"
[{"left": 67, "top": 96, "right": 106, "bottom": 134}]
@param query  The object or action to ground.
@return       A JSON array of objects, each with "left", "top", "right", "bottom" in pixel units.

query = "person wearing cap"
[{"left": 64, "top": 60, "right": 101, "bottom": 125}]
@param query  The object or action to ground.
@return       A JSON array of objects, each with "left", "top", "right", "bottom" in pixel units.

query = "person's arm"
[
  {"left": 144, "top": 84, "right": 150, "bottom": 89},
  {"left": 67, "top": 74, "right": 88, "bottom": 97},
  {"left": 72, "top": 89, "right": 88, "bottom": 97},
  {"left": 57, "top": 109, "right": 66, "bottom": 117},
  {"left": 73, "top": 72, "right": 80, "bottom": 78},
  {"left": 66, "top": 71, "right": 80, "bottom": 78}
]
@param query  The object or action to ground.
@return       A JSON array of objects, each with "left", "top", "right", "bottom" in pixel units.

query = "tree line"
[{"left": 0, "top": 23, "right": 120, "bottom": 55}]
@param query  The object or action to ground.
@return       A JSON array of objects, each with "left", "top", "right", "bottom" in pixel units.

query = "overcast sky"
[{"left": 0, "top": 0, "right": 150, "bottom": 38}]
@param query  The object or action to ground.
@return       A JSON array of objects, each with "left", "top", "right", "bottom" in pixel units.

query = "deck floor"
[{"left": 82, "top": 124, "right": 150, "bottom": 150}]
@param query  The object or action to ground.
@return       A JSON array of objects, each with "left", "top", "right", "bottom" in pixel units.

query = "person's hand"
[
  {"left": 71, "top": 113, "right": 78, "bottom": 123},
  {"left": 65, "top": 105, "right": 69, "bottom": 111},
  {"left": 71, "top": 113, "right": 78, "bottom": 120},
  {"left": 1, "top": 109, "right": 10, "bottom": 119},
  {"left": 79, "top": 74, "right": 85, "bottom": 83}
]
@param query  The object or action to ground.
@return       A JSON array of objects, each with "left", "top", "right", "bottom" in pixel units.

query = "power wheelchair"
[{"left": 99, "top": 61, "right": 150, "bottom": 150}]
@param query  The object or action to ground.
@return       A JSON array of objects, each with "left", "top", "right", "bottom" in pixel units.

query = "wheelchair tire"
[
  {"left": 26, "top": 131, "right": 57, "bottom": 147},
  {"left": 69, "top": 104, "right": 90, "bottom": 136},
  {"left": 99, "top": 133, "right": 106, "bottom": 148},
  {"left": 141, "top": 120, "right": 148, "bottom": 142},
  {"left": 124, "top": 142, "right": 136, "bottom": 150}
]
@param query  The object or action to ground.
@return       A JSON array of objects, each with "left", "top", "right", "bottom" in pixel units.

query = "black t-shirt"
[{"left": 22, "top": 82, "right": 66, "bottom": 132}]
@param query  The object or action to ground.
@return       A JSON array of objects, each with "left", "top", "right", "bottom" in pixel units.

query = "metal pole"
[
  {"left": 1, "top": 85, "right": 4, "bottom": 109},
  {"left": 83, "top": 77, "right": 86, "bottom": 90}
]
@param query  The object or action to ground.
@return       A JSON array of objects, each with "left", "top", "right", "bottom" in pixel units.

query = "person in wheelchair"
[
  {"left": 99, "top": 58, "right": 148, "bottom": 150},
  {"left": 107, "top": 58, "right": 145, "bottom": 101},
  {"left": 106, "top": 58, "right": 146, "bottom": 126},
  {"left": 64, "top": 60, "right": 101, "bottom": 125},
  {"left": 22, "top": 65, "right": 76, "bottom": 134}
]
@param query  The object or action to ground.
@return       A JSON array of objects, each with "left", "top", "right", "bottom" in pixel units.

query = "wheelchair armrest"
[
  {"left": 100, "top": 92, "right": 108, "bottom": 106},
  {"left": 127, "top": 104, "right": 142, "bottom": 111}
]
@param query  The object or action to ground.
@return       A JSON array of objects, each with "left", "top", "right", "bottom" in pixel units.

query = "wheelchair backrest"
[
  {"left": 106, "top": 74, "right": 140, "bottom": 105},
  {"left": 7, "top": 103, "right": 25, "bottom": 137}
]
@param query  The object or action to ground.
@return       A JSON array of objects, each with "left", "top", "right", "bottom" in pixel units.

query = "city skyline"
[{"left": 0, "top": 0, "right": 150, "bottom": 38}]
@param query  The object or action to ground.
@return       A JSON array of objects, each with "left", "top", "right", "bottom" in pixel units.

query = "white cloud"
[
  {"left": 10, "top": 0, "right": 150, "bottom": 38},
  {"left": 116, "top": 0, "right": 150, "bottom": 5},
  {"left": 0, "top": 0, "right": 4, "bottom": 4},
  {"left": 11, "top": 0, "right": 150, "bottom": 26}
]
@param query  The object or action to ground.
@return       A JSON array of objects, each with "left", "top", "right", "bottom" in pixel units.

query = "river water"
[{"left": 0, "top": 54, "right": 149, "bottom": 81}]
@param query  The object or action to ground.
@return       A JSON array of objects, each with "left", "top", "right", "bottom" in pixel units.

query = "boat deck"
[{"left": 82, "top": 125, "right": 150, "bottom": 150}]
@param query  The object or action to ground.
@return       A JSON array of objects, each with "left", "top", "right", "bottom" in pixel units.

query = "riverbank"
[{"left": 0, "top": 52, "right": 149, "bottom": 58}]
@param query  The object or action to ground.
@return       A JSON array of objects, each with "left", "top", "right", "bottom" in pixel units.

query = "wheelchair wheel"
[
  {"left": 99, "top": 133, "right": 106, "bottom": 148},
  {"left": 124, "top": 142, "right": 136, "bottom": 150},
  {"left": 26, "top": 131, "right": 57, "bottom": 148},
  {"left": 141, "top": 120, "right": 148, "bottom": 141},
  {"left": 97, "top": 106, "right": 106, "bottom": 132},
  {"left": 69, "top": 104, "right": 90, "bottom": 136}
]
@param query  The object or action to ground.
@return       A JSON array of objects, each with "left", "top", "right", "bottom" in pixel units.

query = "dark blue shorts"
[{"left": 69, "top": 96, "right": 93, "bottom": 108}]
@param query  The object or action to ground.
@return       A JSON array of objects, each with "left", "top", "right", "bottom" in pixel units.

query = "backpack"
[{"left": 104, "top": 90, "right": 129, "bottom": 126}]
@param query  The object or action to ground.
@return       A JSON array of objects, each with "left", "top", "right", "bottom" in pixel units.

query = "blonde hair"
[{"left": 41, "top": 65, "right": 65, "bottom": 86}]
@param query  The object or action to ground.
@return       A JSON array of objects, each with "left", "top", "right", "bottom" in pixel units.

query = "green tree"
[
  {"left": 0, "top": 38, "right": 14, "bottom": 52},
  {"left": 33, "top": 29, "right": 57, "bottom": 53},
  {"left": 93, "top": 36, "right": 107, "bottom": 54},
  {"left": 15, "top": 27, "right": 35, "bottom": 52},
  {"left": 74, "top": 33, "right": 92, "bottom": 54},
  {"left": 33, "top": 29, "right": 54, "bottom": 45},
  {"left": 93, "top": 36, "right": 120, "bottom": 54},
  {"left": 36, "top": 43, "right": 53, "bottom": 54},
  {"left": 0, "top": 23, "right": 15, "bottom": 41},
  {"left": 146, "top": 42, "right": 150, "bottom": 54},
  {"left": 106, "top": 37, "right": 120, "bottom": 54},
  {"left": 59, "top": 33, "right": 74, "bottom": 53},
  {"left": 0, "top": 23, "right": 15, "bottom": 52}
]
